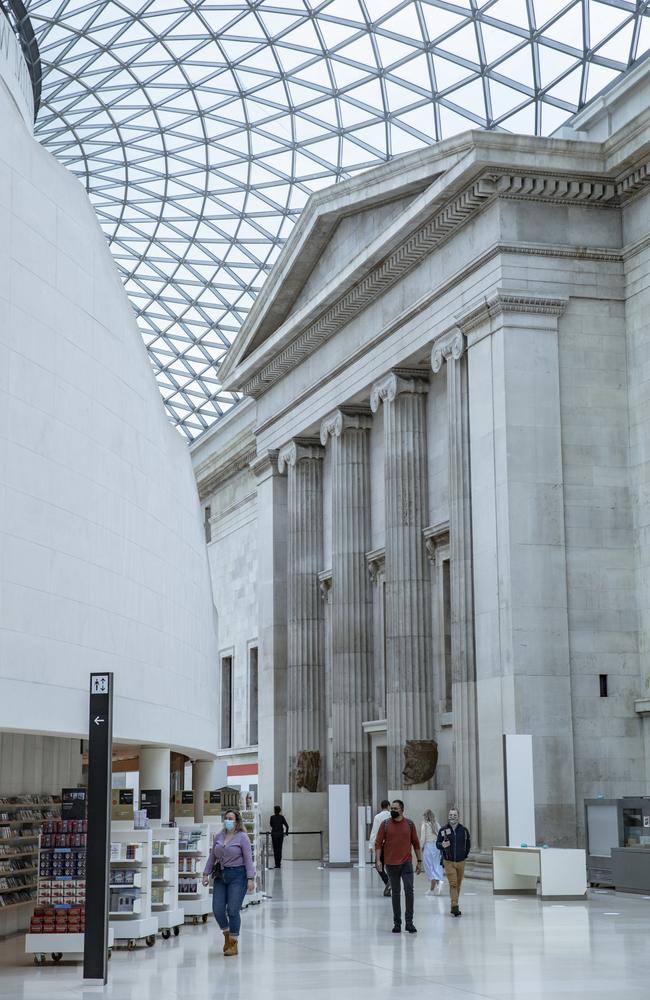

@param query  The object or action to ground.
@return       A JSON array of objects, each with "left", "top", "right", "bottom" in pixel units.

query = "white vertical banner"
[
  {"left": 503, "top": 735, "right": 536, "bottom": 847},
  {"left": 328, "top": 784, "right": 351, "bottom": 865},
  {"left": 356, "top": 806, "right": 368, "bottom": 868}
]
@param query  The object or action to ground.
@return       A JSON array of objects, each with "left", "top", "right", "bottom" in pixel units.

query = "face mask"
[
  {"left": 224, "top": 819, "right": 235, "bottom": 831},
  {"left": 390, "top": 809, "right": 400, "bottom": 820},
  {"left": 449, "top": 815, "right": 459, "bottom": 828}
]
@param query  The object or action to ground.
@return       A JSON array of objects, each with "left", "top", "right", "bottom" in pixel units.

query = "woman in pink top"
[{"left": 202, "top": 809, "right": 255, "bottom": 956}]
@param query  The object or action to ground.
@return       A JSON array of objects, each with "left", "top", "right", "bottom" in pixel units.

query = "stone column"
[
  {"left": 251, "top": 450, "right": 287, "bottom": 819},
  {"left": 139, "top": 747, "right": 171, "bottom": 824},
  {"left": 320, "top": 409, "right": 373, "bottom": 812},
  {"left": 432, "top": 330, "right": 480, "bottom": 842},
  {"left": 370, "top": 371, "right": 432, "bottom": 789},
  {"left": 278, "top": 440, "right": 325, "bottom": 790}
]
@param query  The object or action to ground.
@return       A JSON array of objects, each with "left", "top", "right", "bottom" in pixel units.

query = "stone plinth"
[{"left": 281, "top": 792, "right": 327, "bottom": 861}]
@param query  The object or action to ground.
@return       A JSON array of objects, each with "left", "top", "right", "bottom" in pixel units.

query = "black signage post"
[{"left": 83, "top": 673, "right": 113, "bottom": 982}]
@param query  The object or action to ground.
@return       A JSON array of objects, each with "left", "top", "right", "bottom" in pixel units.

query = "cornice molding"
[
  {"left": 196, "top": 444, "right": 257, "bottom": 499},
  {"left": 370, "top": 369, "right": 428, "bottom": 413},
  {"left": 250, "top": 449, "right": 280, "bottom": 481},
  {"left": 277, "top": 438, "right": 324, "bottom": 474},
  {"left": 234, "top": 157, "right": 650, "bottom": 404},
  {"left": 455, "top": 291, "right": 568, "bottom": 337},
  {"left": 319, "top": 406, "right": 372, "bottom": 445}
]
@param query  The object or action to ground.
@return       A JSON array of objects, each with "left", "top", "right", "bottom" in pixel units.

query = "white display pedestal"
[
  {"left": 492, "top": 847, "right": 587, "bottom": 900},
  {"left": 327, "top": 785, "right": 352, "bottom": 868},
  {"left": 25, "top": 929, "right": 114, "bottom": 965},
  {"left": 282, "top": 792, "right": 326, "bottom": 861},
  {"left": 388, "top": 789, "right": 447, "bottom": 827}
]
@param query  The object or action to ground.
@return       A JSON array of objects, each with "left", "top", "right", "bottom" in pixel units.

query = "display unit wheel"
[
  {"left": 173, "top": 925, "right": 180, "bottom": 937},
  {"left": 51, "top": 953, "right": 63, "bottom": 963},
  {"left": 145, "top": 934, "right": 156, "bottom": 947},
  {"left": 161, "top": 928, "right": 171, "bottom": 940},
  {"left": 127, "top": 939, "right": 137, "bottom": 951},
  {"left": 33, "top": 954, "right": 45, "bottom": 966},
  {"left": 201, "top": 913, "right": 209, "bottom": 923}
]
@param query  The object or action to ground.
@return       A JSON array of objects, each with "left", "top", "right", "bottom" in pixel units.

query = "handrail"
[{"left": 0, "top": 0, "right": 42, "bottom": 119}]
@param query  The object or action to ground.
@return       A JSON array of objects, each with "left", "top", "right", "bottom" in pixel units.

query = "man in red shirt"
[{"left": 374, "top": 799, "right": 423, "bottom": 933}]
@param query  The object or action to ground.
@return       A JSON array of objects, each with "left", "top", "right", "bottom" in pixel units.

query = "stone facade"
[{"left": 192, "top": 61, "right": 650, "bottom": 847}]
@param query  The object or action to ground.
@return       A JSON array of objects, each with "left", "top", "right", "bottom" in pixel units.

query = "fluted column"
[
  {"left": 370, "top": 371, "right": 432, "bottom": 788},
  {"left": 432, "top": 330, "right": 479, "bottom": 842},
  {"left": 278, "top": 440, "right": 325, "bottom": 790},
  {"left": 320, "top": 408, "right": 373, "bottom": 813}
]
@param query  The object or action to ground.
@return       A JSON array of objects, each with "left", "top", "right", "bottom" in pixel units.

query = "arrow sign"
[{"left": 85, "top": 673, "right": 113, "bottom": 984}]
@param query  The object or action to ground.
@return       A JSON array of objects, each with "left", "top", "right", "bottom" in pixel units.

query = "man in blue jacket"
[{"left": 436, "top": 807, "right": 471, "bottom": 917}]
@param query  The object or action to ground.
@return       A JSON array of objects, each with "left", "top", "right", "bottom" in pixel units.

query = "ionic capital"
[
  {"left": 277, "top": 439, "right": 324, "bottom": 474},
  {"left": 431, "top": 329, "right": 465, "bottom": 373},
  {"left": 366, "top": 547, "right": 386, "bottom": 583},
  {"left": 370, "top": 369, "right": 428, "bottom": 413},
  {"left": 319, "top": 407, "right": 372, "bottom": 445}
]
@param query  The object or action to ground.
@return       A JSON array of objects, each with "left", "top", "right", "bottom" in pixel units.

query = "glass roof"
[{"left": 25, "top": 1, "right": 650, "bottom": 440}]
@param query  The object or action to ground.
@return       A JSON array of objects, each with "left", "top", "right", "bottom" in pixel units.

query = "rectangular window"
[
  {"left": 248, "top": 646, "right": 259, "bottom": 746},
  {"left": 599, "top": 674, "right": 608, "bottom": 698},
  {"left": 221, "top": 655, "right": 232, "bottom": 749},
  {"left": 204, "top": 505, "right": 212, "bottom": 544},
  {"left": 442, "top": 558, "right": 452, "bottom": 713}
]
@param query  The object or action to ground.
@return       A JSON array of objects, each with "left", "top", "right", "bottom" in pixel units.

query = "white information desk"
[{"left": 492, "top": 847, "right": 587, "bottom": 900}]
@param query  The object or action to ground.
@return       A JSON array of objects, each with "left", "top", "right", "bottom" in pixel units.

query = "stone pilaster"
[
  {"left": 250, "top": 450, "right": 287, "bottom": 818},
  {"left": 320, "top": 408, "right": 373, "bottom": 813},
  {"left": 277, "top": 440, "right": 325, "bottom": 790},
  {"left": 370, "top": 371, "right": 432, "bottom": 789},
  {"left": 432, "top": 330, "right": 480, "bottom": 842}
]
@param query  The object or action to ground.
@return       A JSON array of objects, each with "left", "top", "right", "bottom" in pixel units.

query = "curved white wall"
[{"left": 0, "top": 54, "right": 219, "bottom": 756}]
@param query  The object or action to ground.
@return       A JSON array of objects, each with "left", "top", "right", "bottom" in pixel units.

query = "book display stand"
[
  {"left": 177, "top": 822, "right": 212, "bottom": 925},
  {"left": 151, "top": 827, "right": 183, "bottom": 939},
  {"left": 108, "top": 828, "right": 157, "bottom": 949}
]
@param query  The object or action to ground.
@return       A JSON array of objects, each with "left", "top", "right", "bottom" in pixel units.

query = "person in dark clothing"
[
  {"left": 374, "top": 799, "right": 423, "bottom": 934},
  {"left": 269, "top": 805, "right": 289, "bottom": 868},
  {"left": 436, "top": 807, "right": 471, "bottom": 917}
]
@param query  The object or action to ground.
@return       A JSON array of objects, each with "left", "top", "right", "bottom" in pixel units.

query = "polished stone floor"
[{"left": 0, "top": 863, "right": 648, "bottom": 999}]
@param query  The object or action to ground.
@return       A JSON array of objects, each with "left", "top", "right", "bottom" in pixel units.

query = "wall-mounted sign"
[
  {"left": 140, "top": 789, "right": 162, "bottom": 820},
  {"left": 62, "top": 787, "right": 87, "bottom": 820},
  {"left": 644, "top": 815, "right": 650, "bottom": 829},
  {"left": 111, "top": 788, "right": 135, "bottom": 821},
  {"left": 174, "top": 789, "right": 194, "bottom": 818}
]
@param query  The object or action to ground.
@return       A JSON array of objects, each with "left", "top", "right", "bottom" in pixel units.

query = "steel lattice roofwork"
[{"left": 24, "top": 0, "right": 650, "bottom": 439}]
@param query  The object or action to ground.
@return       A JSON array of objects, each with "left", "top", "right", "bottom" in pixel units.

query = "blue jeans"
[{"left": 212, "top": 866, "right": 248, "bottom": 937}]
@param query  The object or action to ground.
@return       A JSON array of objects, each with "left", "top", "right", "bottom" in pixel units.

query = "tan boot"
[
  {"left": 224, "top": 935, "right": 238, "bottom": 956},
  {"left": 222, "top": 930, "right": 231, "bottom": 954}
]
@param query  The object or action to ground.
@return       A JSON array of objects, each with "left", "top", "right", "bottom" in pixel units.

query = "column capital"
[
  {"left": 366, "top": 547, "right": 385, "bottom": 583},
  {"left": 318, "top": 570, "right": 332, "bottom": 602},
  {"left": 431, "top": 330, "right": 465, "bottom": 373},
  {"left": 277, "top": 438, "right": 324, "bottom": 474},
  {"left": 369, "top": 369, "right": 428, "bottom": 413},
  {"left": 319, "top": 407, "right": 372, "bottom": 445}
]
